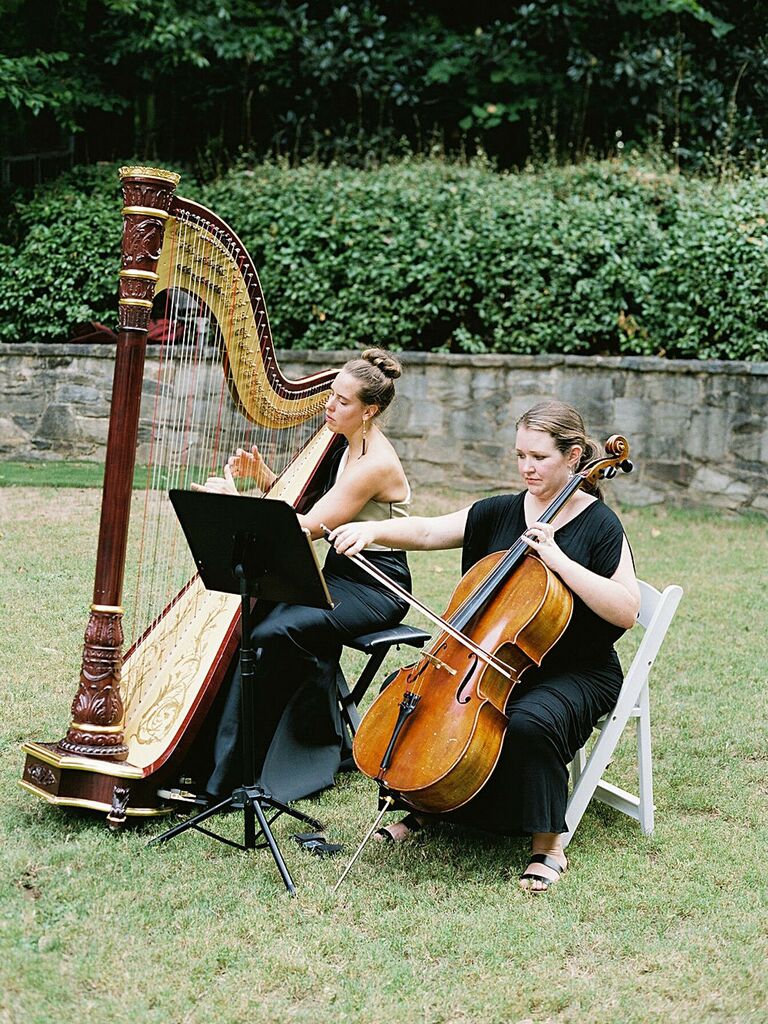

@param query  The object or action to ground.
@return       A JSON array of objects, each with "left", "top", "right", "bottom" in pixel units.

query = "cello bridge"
[{"left": 420, "top": 651, "right": 457, "bottom": 676}]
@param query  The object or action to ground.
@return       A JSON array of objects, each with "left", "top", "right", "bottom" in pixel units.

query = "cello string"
[
  {"left": 447, "top": 464, "right": 601, "bottom": 632},
  {"left": 318, "top": 529, "right": 513, "bottom": 680},
  {"left": 418, "top": 446, "right": 627, "bottom": 639}
]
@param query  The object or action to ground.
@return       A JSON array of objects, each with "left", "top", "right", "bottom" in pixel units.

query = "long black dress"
[
  {"left": 203, "top": 529, "right": 411, "bottom": 805},
  {"left": 444, "top": 491, "right": 629, "bottom": 836}
]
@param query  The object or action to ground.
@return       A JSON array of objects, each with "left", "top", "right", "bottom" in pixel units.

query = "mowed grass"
[
  {"left": 0, "top": 482, "right": 766, "bottom": 1024},
  {"left": 0, "top": 461, "right": 203, "bottom": 491}
]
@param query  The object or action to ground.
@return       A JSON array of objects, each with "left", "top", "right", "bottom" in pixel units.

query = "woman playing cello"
[{"left": 329, "top": 400, "right": 640, "bottom": 893}]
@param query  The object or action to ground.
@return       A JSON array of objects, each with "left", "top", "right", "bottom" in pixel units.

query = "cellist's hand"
[
  {"left": 522, "top": 521, "right": 570, "bottom": 574},
  {"left": 328, "top": 521, "right": 378, "bottom": 557}
]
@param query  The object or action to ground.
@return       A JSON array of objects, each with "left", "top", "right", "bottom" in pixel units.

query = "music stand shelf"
[{"left": 148, "top": 490, "right": 334, "bottom": 896}]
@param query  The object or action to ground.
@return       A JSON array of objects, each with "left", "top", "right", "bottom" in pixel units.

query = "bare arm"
[
  {"left": 194, "top": 451, "right": 410, "bottom": 541},
  {"left": 192, "top": 439, "right": 466, "bottom": 549},
  {"left": 328, "top": 507, "right": 470, "bottom": 555}
]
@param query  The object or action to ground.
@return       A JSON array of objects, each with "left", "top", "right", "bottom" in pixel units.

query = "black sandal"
[
  {"left": 519, "top": 853, "right": 567, "bottom": 892},
  {"left": 374, "top": 812, "right": 423, "bottom": 843}
]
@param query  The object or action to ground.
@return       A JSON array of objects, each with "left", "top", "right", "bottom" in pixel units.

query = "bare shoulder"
[{"left": 340, "top": 445, "right": 407, "bottom": 502}]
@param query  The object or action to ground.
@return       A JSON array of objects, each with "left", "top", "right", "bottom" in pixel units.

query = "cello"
[{"left": 349, "top": 436, "right": 633, "bottom": 816}]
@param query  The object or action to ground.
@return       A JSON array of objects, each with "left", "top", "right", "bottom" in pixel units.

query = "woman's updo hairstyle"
[
  {"left": 342, "top": 348, "right": 402, "bottom": 416},
  {"left": 516, "top": 400, "right": 605, "bottom": 498}
]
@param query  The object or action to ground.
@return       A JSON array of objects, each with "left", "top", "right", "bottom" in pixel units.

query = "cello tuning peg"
[
  {"left": 604, "top": 466, "right": 617, "bottom": 479},
  {"left": 620, "top": 460, "right": 634, "bottom": 474}
]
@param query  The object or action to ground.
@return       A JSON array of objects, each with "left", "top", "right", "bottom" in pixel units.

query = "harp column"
[{"left": 57, "top": 166, "right": 181, "bottom": 760}]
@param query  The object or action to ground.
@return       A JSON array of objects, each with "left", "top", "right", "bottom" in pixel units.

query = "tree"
[{"left": 1, "top": 0, "right": 765, "bottom": 175}]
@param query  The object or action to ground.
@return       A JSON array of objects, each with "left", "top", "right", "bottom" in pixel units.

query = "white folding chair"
[{"left": 562, "top": 580, "right": 684, "bottom": 849}]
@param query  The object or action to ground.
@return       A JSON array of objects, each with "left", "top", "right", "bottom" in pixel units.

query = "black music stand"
[{"left": 148, "top": 490, "right": 334, "bottom": 896}]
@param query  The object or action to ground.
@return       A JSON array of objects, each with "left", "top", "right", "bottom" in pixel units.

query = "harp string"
[
  {"left": 121, "top": 207, "right": 330, "bottom": 716},
  {"left": 125, "top": 233, "right": 178, "bottom": 656},
  {"left": 124, "top": 214, "right": 230, "bottom": 703}
]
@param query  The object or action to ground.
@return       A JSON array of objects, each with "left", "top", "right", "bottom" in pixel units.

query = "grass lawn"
[{"left": 0, "top": 478, "right": 766, "bottom": 1024}]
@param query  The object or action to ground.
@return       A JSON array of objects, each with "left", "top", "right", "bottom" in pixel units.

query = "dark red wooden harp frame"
[{"left": 20, "top": 166, "right": 342, "bottom": 824}]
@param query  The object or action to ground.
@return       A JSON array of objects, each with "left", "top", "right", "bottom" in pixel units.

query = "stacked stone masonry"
[{"left": 1, "top": 344, "right": 766, "bottom": 515}]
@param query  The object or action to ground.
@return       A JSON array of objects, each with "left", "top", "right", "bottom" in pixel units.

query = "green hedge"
[
  {"left": 2, "top": 158, "right": 767, "bottom": 360},
  {"left": 0, "top": 165, "right": 123, "bottom": 343}
]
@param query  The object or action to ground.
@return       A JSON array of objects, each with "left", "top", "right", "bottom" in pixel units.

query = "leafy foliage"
[
  {"left": 1, "top": 156, "right": 766, "bottom": 360},
  {"left": 0, "top": 164, "right": 120, "bottom": 341},
  {"left": 1, "top": 1, "right": 766, "bottom": 173}
]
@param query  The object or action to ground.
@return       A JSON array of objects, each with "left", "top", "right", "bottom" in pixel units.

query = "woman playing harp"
[
  {"left": 187, "top": 349, "right": 413, "bottom": 805},
  {"left": 20, "top": 167, "right": 396, "bottom": 823}
]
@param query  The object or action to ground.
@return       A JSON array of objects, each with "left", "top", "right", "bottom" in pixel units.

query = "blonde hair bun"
[
  {"left": 361, "top": 348, "right": 402, "bottom": 380},
  {"left": 341, "top": 347, "right": 402, "bottom": 415}
]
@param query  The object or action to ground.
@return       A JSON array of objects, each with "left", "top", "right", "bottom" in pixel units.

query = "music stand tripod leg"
[
  {"left": 148, "top": 583, "right": 305, "bottom": 894},
  {"left": 250, "top": 793, "right": 296, "bottom": 895},
  {"left": 147, "top": 794, "right": 236, "bottom": 847},
  {"left": 253, "top": 794, "right": 322, "bottom": 831},
  {"left": 234, "top": 582, "right": 320, "bottom": 893}
]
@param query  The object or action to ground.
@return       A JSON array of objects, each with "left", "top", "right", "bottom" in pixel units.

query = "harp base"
[{"left": 19, "top": 741, "right": 173, "bottom": 824}]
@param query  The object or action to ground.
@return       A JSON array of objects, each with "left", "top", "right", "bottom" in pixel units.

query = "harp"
[{"left": 20, "top": 166, "right": 341, "bottom": 825}]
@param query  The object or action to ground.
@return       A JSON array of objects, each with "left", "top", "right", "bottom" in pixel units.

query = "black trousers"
[{"left": 204, "top": 547, "right": 411, "bottom": 804}]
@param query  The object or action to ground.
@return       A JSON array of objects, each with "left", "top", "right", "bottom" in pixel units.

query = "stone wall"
[{"left": 1, "top": 343, "right": 766, "bottom": 514}]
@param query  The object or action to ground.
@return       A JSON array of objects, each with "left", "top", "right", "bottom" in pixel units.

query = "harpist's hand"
[
  {"left": 328, "top": 521, "right": 377, "bottom": 557},
  {"left": 228, "top": 445, "right": 275, "bottom": 490},
  {"left": 191, "top": 464, "right": 239, "bottom": 496}
]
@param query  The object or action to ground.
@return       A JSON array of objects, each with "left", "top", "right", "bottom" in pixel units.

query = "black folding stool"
[{"left": 338, "top": 623, "right": 432, "bottom": 740}]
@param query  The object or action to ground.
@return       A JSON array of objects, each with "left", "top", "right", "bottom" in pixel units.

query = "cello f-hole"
[{"left": 455, "top": 653, "right": 478, "bottom": 705}]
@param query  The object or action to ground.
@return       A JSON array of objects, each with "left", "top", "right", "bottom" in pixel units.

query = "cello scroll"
[{"left": 580, "top": 434, "right": 633, "bottom": 485}]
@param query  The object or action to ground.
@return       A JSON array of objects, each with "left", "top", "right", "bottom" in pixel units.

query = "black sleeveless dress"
[{"left": 443, "top": 491, "right": 629, "bottom": 837}]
